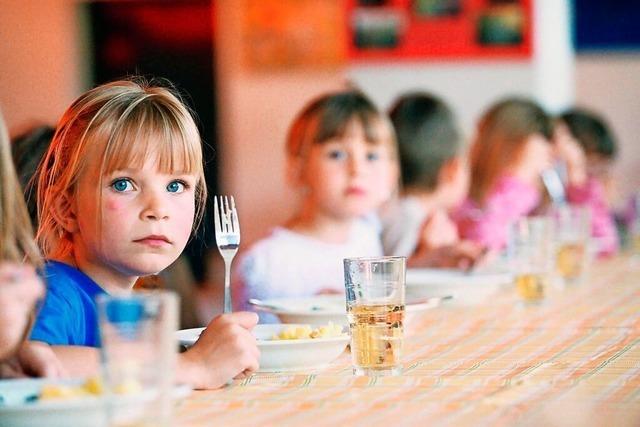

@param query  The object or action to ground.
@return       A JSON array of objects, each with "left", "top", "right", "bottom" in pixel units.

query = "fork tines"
[{"left": 214, "top": 195, "right": 238, "bottom": 233}]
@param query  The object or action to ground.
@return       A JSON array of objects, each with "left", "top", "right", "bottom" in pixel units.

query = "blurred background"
[{"left": 1, "top": 0, "right": 639, "bottom": 287}]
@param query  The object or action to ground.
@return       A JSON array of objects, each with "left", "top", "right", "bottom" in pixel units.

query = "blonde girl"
[
  {"left": 30, "top": 79, "right": 258, "bottom": 389},
  {"left": 0, "top": 109, "right": 61, "bottom": 377},
  {"left": 455, "top": 97, "right": 553, "bottom": 250},
  {"left": 234, "top": 90, "right": 398, "bottom": 320}
]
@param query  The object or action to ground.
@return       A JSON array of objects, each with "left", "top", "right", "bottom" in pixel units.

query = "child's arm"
[
  {"left": 556, "top": 133, "right": 619, "bottom": 256},
  {"left": 50, "top": 345, "right": 100, "bottom": 377},
  {"left": 567, "top": 178, "right": 619, "bottom": 256},
  {"left": 177, "top": 311, "right": 259, "bottom": 389},
  {"left": 456, "top": 177, "right": 541, "bottom": 250},
  {"left": 418, "top": 210, "right": 459, "bottom": 250},
  {"left": 44, "top": 312, "right": 260, "bottom": 389},
  {"left": 409, "top": 240, "right": 487, "bottom": 270},
  {"left": 0, "top": 262, "right": 44, "bottom": 360},
  {"left": 0, "top": 341, "right": 65, "bottom": 378}
]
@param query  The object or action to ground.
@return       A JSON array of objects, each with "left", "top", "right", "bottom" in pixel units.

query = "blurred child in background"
[
  {"left": 0, "top": 111, "right": 61, "bottom": 378},
  {"left": 382, "top": 92, "right": 484, "bottom": 269},
  {"left": 30, "top": 79, "right": 259, "bottom": 389},
  {"left": 11, "top": 126, "right": 55, "bottom": 226},
  {"left": 455, "top": 98, "right": 553, "bottom": 250},
  {"left": 233, "top": 90, "right": 398, "bottom": 320},
  {"left": 554, "top": 108, "right": 619, "bottom": 256}
]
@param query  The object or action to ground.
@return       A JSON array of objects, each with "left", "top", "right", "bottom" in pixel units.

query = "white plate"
[
  {"left": 247, "top": 294, "right": 447, "bottom": 325},
  {"left": 406, "top": 268, "right": 512, "bottom": 305},
  {"left": 0, "top": 378, "right": 190, "bottom": 427},
  {"left": 177, "top": 323, "right": 349, "bottom": 373}
]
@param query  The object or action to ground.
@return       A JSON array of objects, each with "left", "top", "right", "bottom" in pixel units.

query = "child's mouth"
[
  {"left": 345, "top": 186, "right": 366, "bottom": 196},
  {"left": 134, "top": 235, "right": 171, "bottom": 247}
]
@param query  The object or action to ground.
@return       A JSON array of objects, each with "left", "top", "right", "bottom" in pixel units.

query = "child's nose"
[
  {"left": 141, "top": 191, "right": 169, "bottom": 221},
  {"left": 348, "top": 154, "right": 364, "bottom": 176}
]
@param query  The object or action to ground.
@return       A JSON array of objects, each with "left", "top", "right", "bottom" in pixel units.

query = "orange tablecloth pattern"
[{"left": 176, "top": 257, "right": 640, "bottom": 426}]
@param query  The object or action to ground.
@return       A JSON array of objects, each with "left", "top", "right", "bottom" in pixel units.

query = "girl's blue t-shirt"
[{"left": 30, "top": 261, "right": 107, "bottom": 347}]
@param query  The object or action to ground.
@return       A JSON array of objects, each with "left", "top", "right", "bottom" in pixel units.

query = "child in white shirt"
[
  {"left": 234, "top": 91, "right": 398, "bottom": 320},
  {"left": 382, "top": 92, "right": 484, "bottom": 269}
]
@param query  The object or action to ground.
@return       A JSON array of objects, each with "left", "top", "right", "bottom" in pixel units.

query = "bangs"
[
  {"left": 287, "top": 90, "right": 394, "bottom": 159},
  {"left": 100, "top": 98, "right": 203, "bottom": 175},
  {"left": 315, "top": 112, "right": 387, "bottom": 146}
]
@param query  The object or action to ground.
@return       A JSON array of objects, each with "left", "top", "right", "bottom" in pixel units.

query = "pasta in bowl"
[
  {"left": 177, "top": 323, "right": 349, "bottom": 373},
  {"left": 0, "top": 377, "right": 189, "bottom": 427}
]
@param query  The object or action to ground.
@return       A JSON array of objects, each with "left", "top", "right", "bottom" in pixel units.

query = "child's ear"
[
  {"left": 286, "top": 156, "right": 306, "bottom": 188},
  {"left": 51, "top": 191, "right": 79, "bottom": 234},
  {"left": 439, "top": 157, "right": 461, "bottom": 186}
]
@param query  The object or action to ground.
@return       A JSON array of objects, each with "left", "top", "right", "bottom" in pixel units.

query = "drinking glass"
[
  {"left": 343, "top": 256, "right": 405, "bottom": 376},
  {"left": 552, "top": 205, "right": 590, "bottom": 284},
  {"left": 629, "top": 195, "right": 640, "bottom": 259},
  {"left": 97, "top": 291, "right": 178, "bottom": 427},
  {"left": 507, "top": 217, "right": 554, "bottom": 303}
]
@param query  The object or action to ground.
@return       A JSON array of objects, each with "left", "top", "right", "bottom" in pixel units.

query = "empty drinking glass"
[{"left": 97, "top": 291, "right": 178, "bottom": 427}]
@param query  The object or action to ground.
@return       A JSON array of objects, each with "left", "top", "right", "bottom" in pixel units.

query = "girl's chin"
[
  {"left": 121, "top": 258, "right": 178, "bottom": 278},
  {"left": 330, "top": 208, "right": 375, "bottom": 220}
]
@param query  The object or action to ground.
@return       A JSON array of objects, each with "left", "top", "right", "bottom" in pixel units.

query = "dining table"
[{"left": 175, "top": 256, "right": 640, "bottom": 426}]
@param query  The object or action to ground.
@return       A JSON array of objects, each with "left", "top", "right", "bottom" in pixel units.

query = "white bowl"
[
  {"left": 0, "top": 378, "right": 190, "bottom": 427},
  {"left": 177, "top": 323, "right": 349, "bottom": 373},
  {"left": 249, "top": 294, "right": 446, "bottom": 325},
  {"left": 406, "top": 268, "right": 512, "bottom": 305}
]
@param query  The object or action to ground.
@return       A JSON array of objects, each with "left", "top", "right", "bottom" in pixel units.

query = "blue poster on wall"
[{"left": 574, "top": 0, "right": 640, "bottom": 51}]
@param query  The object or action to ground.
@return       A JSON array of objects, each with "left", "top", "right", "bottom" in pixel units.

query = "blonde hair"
[
  {"left": 469, "top": 98, "right": 551, "bottom": 205},
  {"left": 0, "top": 110, "right": 42, "bottom": 266},
  {"left": 37, "top": 79, "right": 207, "bottom": 258}
]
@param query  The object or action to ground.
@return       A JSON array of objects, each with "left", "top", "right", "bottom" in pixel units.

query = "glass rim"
[{"left": 343, "top": 256, "right": 406, "bottom": 263}]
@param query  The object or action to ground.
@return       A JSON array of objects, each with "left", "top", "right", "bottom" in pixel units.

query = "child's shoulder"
[
  {"left": 241, "top": 227, "right": 325, "bottom": 263},
  {"left": 43, "top": 261, "right": 106, "bottom": 303},
  {"left": 44, "top": 260, "right": 88, "bottom": 288}
]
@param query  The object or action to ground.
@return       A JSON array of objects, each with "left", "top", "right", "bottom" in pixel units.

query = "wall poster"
[{"left": 347, "top": 0, "right": 532, "bottom": 61}]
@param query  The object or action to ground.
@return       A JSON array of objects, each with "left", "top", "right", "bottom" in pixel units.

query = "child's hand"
[
  {"left": 178, "top": 312, "right": 259, "bottom": 389},
  {"left": 409, "top": 240, "right": 486, "bottom": 271},
  {"left": 0, "top": 263, "right": 44, "bottom": 360},
  {"left": 419, "top": 210, "right": 459, "bottom": 249},
  {"left": 0, "top": 341, "right": 66, "bottom": 378},
  {"left": 554, "top": 123, "right": 587, "bottom": 186}
]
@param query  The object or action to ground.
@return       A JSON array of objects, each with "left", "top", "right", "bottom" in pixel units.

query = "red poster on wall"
[{"left": 346, "top": 0, "right": 532, "bottom": 61}]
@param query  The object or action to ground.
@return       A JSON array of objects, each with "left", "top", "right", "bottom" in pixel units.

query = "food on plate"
[
  {"left": 39, "top": 377, "right": 104, "bottom": 401},
  {"left": 38, "top": 376, "right": 142, "bottom": 401},
  {"left": 271, "top": 322, "right": 345, "bottom": 340}
]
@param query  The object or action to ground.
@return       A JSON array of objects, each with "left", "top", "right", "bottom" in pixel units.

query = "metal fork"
[{"left": 214, "top": 195, "right": 240, "bottom": 313}]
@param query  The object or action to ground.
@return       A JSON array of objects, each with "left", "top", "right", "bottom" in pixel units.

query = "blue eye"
[
  {"left": 366, "top": 151, "right": 381, "bottom": 161},
  {"left": 328, "top": 150, "right": 347, "bottom": 160},
  {"left": 111, "top": 179, "right": 133, "bottom": 192},
  {"left": 167, "top": 180, "right": 185, "bottom": 193}
]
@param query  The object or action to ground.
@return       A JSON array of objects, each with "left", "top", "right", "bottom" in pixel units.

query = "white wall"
[
  {"left": 575, "top": 54, "right": 640, "bottom": 207},
  {"left": 348, "top": 61, "right": 535, "bottom": 137},
  {"left": 215, "top": 1, "right": 345, "bottom": 247},
  {"left": 0, "top": 1, "right": 83, "bottom": 134}
]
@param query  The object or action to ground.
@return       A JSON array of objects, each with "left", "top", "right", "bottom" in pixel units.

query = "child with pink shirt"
[
  {"left": 554, "top": 108, "right": 619, "bottom": 256},
  {"left": 454, "top": 98, "right": 553, "bottom": 250}
]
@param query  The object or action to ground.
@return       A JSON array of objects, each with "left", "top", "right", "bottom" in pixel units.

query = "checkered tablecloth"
[{"left": 176, "top": 257, "right": 640, "bottom": 426}]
